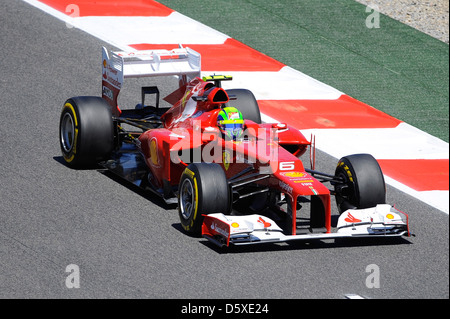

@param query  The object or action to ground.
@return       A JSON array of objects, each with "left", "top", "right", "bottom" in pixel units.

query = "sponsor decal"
[
  {"left": 180, "top": 89, "right": 191, "bottom": 111},
  {"left": 293, "top": 180, "right": 314, "bottom": 184},
  {"left": 184, "top": 168, "right": 195, "bottom": 179},
  {"left": 279, "top": 181, "right": 293, "bottom": 194},
  {"left": 339, "top": 161, "right": 354, "bottom": 182},
  {"left": 344, "top": 213, "right": 362, "bottom": 223},
  {"left": 102, "top": 85, "right": 114, "bottom": 101},
  {"left": 228, "top": 111, "right": 240, "bottom": 120},
  {"left": 309, "top": 186, "right": 318, "bottom": 195},
  {"left": 210, "top": 222, "right": 229, "bottom": 237},
  {"left": 281, "top": 171, "right": 308, "bottom": 178},
  {"left": 102, "top": 59, "right": 122, "bottom": 89},
  {"left": 257, "top": 217, "right": 271, "bottom": 228},
  {"left": 62, "top": 103, "right": 79, "bottom": 163}
]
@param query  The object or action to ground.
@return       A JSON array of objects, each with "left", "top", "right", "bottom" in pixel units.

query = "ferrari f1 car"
[{"left": 59, "top": 46, "right": 410, "bottom": 247}]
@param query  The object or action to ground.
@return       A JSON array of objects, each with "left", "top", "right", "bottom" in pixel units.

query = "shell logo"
[{"left": 282, "top": 171, "right": 307, "bottom": 178}]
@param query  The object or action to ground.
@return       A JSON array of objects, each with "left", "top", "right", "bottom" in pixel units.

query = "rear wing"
[{"left": 101, "top": 46, "right": 201, "bottom": 116}]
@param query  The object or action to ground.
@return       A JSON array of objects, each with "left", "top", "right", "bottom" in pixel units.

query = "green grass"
[{"left": 159, "top": 0, "right": 449, "bottom": 142}]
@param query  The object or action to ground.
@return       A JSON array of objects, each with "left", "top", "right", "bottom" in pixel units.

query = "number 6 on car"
[{"left": 279, "top": 161, "right": 295, "bottom": 171}]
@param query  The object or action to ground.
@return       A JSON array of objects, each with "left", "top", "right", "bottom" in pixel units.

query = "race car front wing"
[{"left": 202, "top": 204, "right": 410, "bottom": 247}]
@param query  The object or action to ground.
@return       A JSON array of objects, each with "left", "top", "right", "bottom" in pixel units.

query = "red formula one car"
[{"left": 59, "top": 46, "right": 410, "bottom": 247}]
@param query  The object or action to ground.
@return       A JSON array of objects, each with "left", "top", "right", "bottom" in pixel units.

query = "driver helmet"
[{"left": 217, "top": 107, "right": 244, "bottom": 140}]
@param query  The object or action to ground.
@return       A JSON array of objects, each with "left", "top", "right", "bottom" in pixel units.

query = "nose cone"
[{"left": 276, "top": 170, "right": 330, "bottom": 196}]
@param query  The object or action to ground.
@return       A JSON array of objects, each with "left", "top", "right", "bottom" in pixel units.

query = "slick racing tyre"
[
  {"left": 226, "top": 89, "right": 261, "bottom": 124},
  {"left": 59, "top": 96, "right": 114, "bottom": 168},
  {"left": 334, "top": 153, "right": 386, "bottom": 214},
  {"left": 178, "top": 163, "right": 230, "bottom": 235}
]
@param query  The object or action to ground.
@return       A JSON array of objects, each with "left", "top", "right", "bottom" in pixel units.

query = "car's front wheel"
[
  {"left": 334, "top": 153, "right": 386, "bottom": 214},
  {"left": 178, "top": 163, "right": 230, "bottom": 236}
]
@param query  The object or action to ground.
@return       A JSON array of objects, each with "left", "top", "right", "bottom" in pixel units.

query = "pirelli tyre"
[
  {"left": 59, "top": 96, "right": 114, "bottom": 167},
  {"left": 225, "top": 89, "right": 261, "bottom": 124},
  {"left": 334, "top": 153, "right": 386, "bottom": 214},
  {"left": 178, "top": 163, "right": 230, "bottom": 235}
]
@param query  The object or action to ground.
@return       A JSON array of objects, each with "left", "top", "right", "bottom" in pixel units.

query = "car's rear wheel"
[
  {"left": 178, "top": 163, "right": 230, "bottom": 235},
  {"left": 59, "top": 96, "right": 114, "bottom": 168},
  {"left": 334, "top": 153, "right": 386, "bottom": 214}
]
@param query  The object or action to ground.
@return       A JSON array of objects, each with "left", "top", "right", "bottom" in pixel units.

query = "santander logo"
[
  {"left": 344, "top": 213, "right": 362, "bottom": 223},
  {"left": 257, "top": 217, "right": 271, "bottom": 228}
]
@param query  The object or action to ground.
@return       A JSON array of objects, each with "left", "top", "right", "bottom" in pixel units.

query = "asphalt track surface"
[{"left": 1, "top": 0, "right": 448, "bottom": 300}]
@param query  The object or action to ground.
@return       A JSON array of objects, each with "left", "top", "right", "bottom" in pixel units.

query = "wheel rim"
[
  {"left": 60, "top": 113, "right": 75, "bottom": 153},
  {"left": 335, "top": 170, "right": 358, "bottom": 212},
  {"left": 180, "top": 178, "right": 196, "bottom": 220}
]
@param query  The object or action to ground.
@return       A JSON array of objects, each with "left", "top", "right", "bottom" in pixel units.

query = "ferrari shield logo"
[
  {"left": 223, "top": 150, "right": 231, "bottom": 171},
  {"left": 150, "top": 138, "right": 159, "bottom": 166}
]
